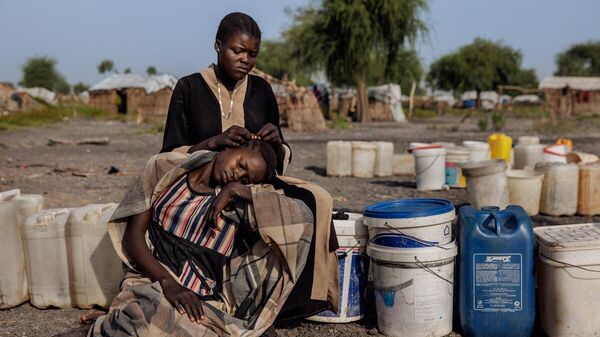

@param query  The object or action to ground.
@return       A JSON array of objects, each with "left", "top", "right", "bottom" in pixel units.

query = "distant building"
[
  {"left": 539, "top": 76, "right": 600, "bottom": 117},
  {"left": 89, "top": 74, "right": 177, "bottom": 116}
]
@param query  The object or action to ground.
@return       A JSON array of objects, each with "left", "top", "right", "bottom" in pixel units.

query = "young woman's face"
[
  {"left": 212, "top": 147, "right": 267, "bottom": 186},
  {"left": 216, "top": 33, "right": 260, "bottom": 81}
]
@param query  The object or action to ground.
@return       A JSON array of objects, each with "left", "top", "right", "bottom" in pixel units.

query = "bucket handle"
[
  {"left": 414, "top": 257, "right": 453, "bottom": 284},
  {"left": 339, "top": 241, "right": 361, "bottom": 259},
  {"left": 540, "top": 254, "right": 600, "bottom": 273},
  {"left": 382, "top": 223, "right": 454, "bottom": 251},
  {"left": 415, "top": 153, "right": 443, "bottom": 176}
]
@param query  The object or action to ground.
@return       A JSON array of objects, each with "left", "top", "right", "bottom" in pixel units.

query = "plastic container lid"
[
  {"left": 364, "top": 198, "right": 454, "bottom": 219},
  {"left": 462, "top": 159, "right": 507, "bottom": 177},
  {"left": 412, "top": 146, "right": 446, "bottom": 157},
  {"left": 534, "top": 223, "right": 600, "bottom": 266}
]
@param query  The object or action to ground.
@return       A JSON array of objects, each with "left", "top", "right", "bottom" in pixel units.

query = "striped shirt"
[{"left": 152, "top": 174, "right": 236, "bottom": 296}]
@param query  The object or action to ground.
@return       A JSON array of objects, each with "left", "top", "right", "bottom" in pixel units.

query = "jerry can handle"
[{"left": 481, "top": 207, "right": 501, "bottom": 236}]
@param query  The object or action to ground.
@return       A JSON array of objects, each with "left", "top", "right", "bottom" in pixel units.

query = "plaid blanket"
[{"left": 96, "top": 150, "right": 334, "bottom": 336}]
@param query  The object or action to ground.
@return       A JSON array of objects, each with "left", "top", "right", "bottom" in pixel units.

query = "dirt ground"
[{"left": 1, "top": 114, "right": 599, "bottom": 336}]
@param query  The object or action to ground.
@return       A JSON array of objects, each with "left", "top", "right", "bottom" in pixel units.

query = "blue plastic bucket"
[
  {"left": 306, "top": 213, "right": 369, "bottom": 323},
  {"left": 364, "top": 199, "right": 455, "bottom": 247}
]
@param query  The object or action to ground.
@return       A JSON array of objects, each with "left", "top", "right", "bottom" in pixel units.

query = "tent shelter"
[
  {"left": 89, "top": 74, "right": 177, "bottom": 116},
  {"left": 539, "top": 76, "right": 600, "bottom": 117}
]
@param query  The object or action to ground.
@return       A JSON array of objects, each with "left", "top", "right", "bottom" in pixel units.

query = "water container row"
[
  {"left": 0, "top": 189, "right": 123, "bottom": 309},
  {"left": 327, "top": 141, "right": 397, "bottom": 178},
  {"left": 460, "top": 159, "right": 600, "bottom": 216}
]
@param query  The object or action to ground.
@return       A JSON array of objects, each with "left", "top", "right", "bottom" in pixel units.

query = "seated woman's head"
[{"left": 212, "top": 140, "right": 277, "bottom": 186}]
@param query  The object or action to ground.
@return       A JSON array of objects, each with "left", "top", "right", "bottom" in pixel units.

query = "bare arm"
[{"left": 122, "top": 209, "right": 204, "bottom": 323}]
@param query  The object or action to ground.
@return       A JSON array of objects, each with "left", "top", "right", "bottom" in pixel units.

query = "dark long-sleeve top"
[{"left": 161, "top": 72, "right": 289, "bottom": 173}]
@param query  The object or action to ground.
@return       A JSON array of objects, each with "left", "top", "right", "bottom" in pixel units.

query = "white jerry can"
[
  {"left": 0, "top": 189, "right": 44, "bottom": 309},
  {"left": 22, "top": 208, "right": 72, "bottom": 308},
  {"left": 66, "top": 203, "right": 122, "bottom": 308}
]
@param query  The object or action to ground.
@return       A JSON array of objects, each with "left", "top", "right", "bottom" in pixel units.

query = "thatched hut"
[
  {"left": 539, "top": 76, "right": 600, "bottom": 117},
  {"left": 89, "top": 74, "right": 176, "bottom": 116}
]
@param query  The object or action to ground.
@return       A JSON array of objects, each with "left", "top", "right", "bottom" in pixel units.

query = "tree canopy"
[
  {"left": 97, "top": 59, "right": 115, "bottom": 74},
  {"left": 256, "top": 39, "right": 313, "bottom": 86},
  {"left": 146, "top": 66, "right": 157, "bottom": 76},
  {"left": 20, "top": 56, "right": 70, "bottom": 94},
  {"left": 555, "top": 41, "right": 600, "bottom": 77},
  {"left": 285, "top": 0, "right": 429, "bottom": 121},
  {"left": 427, "top": 38, "right": 538, "bottom": 94},
  {"left": 73, "top": 82, "right": 89, "bottom": 95}
]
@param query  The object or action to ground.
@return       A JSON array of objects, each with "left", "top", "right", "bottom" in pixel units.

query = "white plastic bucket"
[
  {"left": 22, "top": 208, "right": 72, "bottom": 308},
  {"left": 543, "top": 144, "right": 569, "bottom": 163},
  {"left": 534, "top": 223, "right": 600, "bottom": 337},
  {"left": 352, "top": 142, "right": 377, "bottom": 178},
  {"left": 462, "top": 141, "right": 490, "bottom": 163},
  {"left": 327, "top": 141, "right": 352, "bottom": 177},
  {"left": 374, "top": 142, "right": 394, "bottom": 177},
  {"left": 368, "top": 240, "right": 457, "bottom": 337},
  {"left": 0, "top": 189, "right": 44, "bottom": 309},
  {"left": 462, "top": 159, "right": 509, "bottom": 209},
  {"left": 364, "top": 199, "right": 455, "bottom": 247},
  {"left": 392, "top": 153, "right": 415, "bottom": 176},
  {"left": 307, "top": 212, "right": 369, "bottom": 323},
  {"left": 514, "top": 144, "right": 545, "bottom": 170},
  {"left": 507, "top": 170, "right": 544, "bottom": 216},
  {"left": 413, "top": 146, "right": 446, "bottom": 191},
  {"left": 67, "top": 203, "right": 122, "bottom": 309}
]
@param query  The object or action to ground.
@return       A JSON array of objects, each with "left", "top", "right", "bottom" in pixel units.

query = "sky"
[{"left": 1, "top": 0, "right": 599, "bottom": 87}]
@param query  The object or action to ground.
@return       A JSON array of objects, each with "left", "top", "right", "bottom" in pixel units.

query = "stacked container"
[
  {"left": 66, "top": 203, "right": 121, "bottom": 308},
  {"left": 307, "top": 212, "right": 369, "bottom": 323},
  {"left": 365, "top": 199, "right": 457, "bottom": 337},
  {"left": 352, "top": 142, "right": 377, "bottom": 178},
  {"left": 326, "top": 141, "right": 352, "bottom": 177},
  {"left": 535, "top": 162, "right": 579, "bottom": 216},
  {"left": 0, "top": 189, "right": 44, "bottom": 309},
  {"left": 22, "top": 208, "right": 72, "bottom": 308},
  {"left": 534, "top": 223, "right": 600, "bottom": 337},
  {"left": 578, "top": 163, "right": 600, "bottom": 216}
]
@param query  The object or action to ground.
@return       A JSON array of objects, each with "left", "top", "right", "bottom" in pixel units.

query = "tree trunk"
[
  {"left": 357, "top": 79, "right": 369, "bottom": 122},
  {"left": 475, "top": 88, "right": 481, "bottom": 110}
]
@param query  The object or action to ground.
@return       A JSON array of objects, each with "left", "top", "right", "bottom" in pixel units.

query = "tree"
[
  {"left": 367, "top": 48, "right": 423, "bottom": 92},
  {"left": 97, "top": 59, "right": 115, "bottom": 74},
  {"left": 427, "top": 38, "right": 537, "bottom": 106},
  {"left": 73, "top": 82, "right": 90, "bottom": 95},
  {"left": 124, "top": 67, "right": 132, "bottom": 74},
  {"left": 20, "top": 56, "right": 70, "bottom": 94},
  {"left": 146, "top": 66, "right": 157, "bottom": 76},
  {"left": 256, "top": 40, "right": 312, "bottom": 86},
  {"left": 286, "top": 0, "right": 429, "bottom": 122},
  {"left": 555, "top": 41, "right": 600, "bottom": 76}
]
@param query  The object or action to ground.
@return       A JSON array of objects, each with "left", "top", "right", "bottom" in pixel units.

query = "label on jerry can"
[{"left": 472, "top": 253, "right": 522, "bottom": 312}]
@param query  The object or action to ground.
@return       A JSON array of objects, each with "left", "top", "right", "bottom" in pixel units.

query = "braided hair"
[{"left": 242, "top": 140, "right": 277, "bottom": 182}]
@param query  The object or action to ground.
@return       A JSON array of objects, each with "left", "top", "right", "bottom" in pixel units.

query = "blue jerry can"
[{"left": 458, "top": 205, "right": 535, "bottom": 337}]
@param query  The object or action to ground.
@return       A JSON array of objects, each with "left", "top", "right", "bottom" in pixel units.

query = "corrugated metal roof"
[
  {"left": 90, "top": 74, "right": 177, "bottom": 94},
  {"left": 539, "top": 76, "right": 600, "bottom": 90}
]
